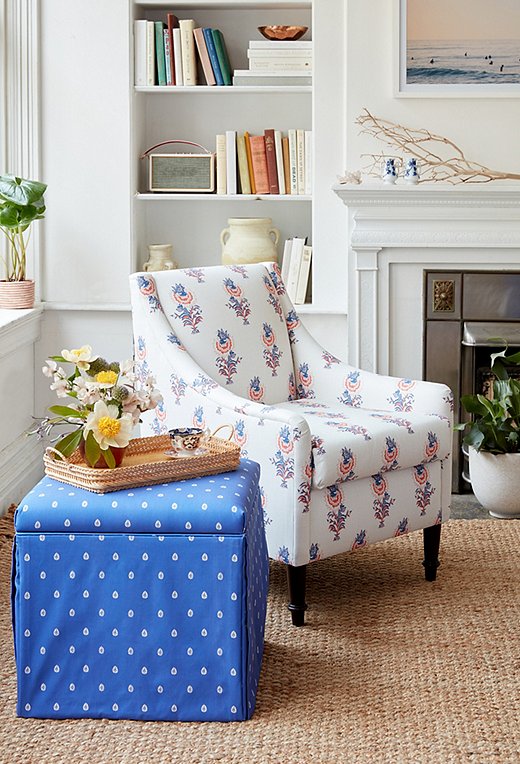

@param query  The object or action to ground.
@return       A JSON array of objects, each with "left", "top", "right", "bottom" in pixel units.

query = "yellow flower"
[
  {"left": 84, "top": 401, "right": 133, "bottom": 450},
  {"left": 95, "top": 370, "right": 118, "bottom": 387},
  {"left": 62, "top": 345, "right": 98, "bottom": 370}
]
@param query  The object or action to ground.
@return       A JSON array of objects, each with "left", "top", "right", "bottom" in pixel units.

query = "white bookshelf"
[{"left": 131, "top": 0, "right": 347, "bottom": 314}]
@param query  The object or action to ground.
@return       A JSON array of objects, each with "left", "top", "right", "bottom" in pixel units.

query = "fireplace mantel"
[{"left": 332, "top": 182, "right": 520, "bottom": 377}]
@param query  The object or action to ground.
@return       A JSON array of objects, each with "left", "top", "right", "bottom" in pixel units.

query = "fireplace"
[{"left": 423, "top": 271, "right": 520, "bottom": 492}]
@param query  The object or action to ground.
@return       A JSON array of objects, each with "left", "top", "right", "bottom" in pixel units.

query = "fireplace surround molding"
[{"left": 333, "top": 182, "right": 520, "bottom": 378}]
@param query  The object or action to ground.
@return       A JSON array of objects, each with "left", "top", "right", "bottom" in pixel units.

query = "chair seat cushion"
[{"left": 276, "top": 400, "right": 451, "bottom": 489}]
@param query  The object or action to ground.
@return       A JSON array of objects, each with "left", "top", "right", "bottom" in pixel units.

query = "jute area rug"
[{"left": 1, "top": 514, "right": 519, "bottom": 764}]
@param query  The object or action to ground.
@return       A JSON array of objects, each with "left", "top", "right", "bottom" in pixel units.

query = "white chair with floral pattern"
[{"left": 130, "top": 263, "right": 453, "bottom": 626}]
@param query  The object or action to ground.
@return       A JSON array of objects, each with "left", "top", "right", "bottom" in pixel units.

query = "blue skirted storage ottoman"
[{"left": 12, "top": 459, "right": 268, "bottom": 722}]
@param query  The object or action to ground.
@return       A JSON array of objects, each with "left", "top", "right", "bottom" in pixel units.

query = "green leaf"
[
  {"left": 463, "top": 426, "right": 485, "bottom": 450},
  {"left": 101, "top": 448, "right": 116, "bottom": 469},
  {"left": 0, "top": 205, "right": 20, "bottom": 227},
  {"left": 460, "top": 394, "right": 490, "bottom": 417},
  {"left": 84, "top": 431, "right": 100, "bottom": 467},
  {"left": 0, "top": 174, "right": 47, "bottom": 207},
  {"left": 49, "top": 355, "right": 67, "bottom": 362},
  {"left": 48, "top": 405, "right": 85, "bottom": 419},
  {"left": 54, "top": 428, "right": 83, "bottom": 458}
]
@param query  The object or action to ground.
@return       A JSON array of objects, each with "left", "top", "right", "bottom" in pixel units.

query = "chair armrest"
[{"left": 262, "top": 264, "right": 453, "bottom": 423}]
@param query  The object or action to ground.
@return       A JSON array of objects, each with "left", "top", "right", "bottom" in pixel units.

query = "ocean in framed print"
[{"left": 407, "top": 39, "right": 520, "bottom": 84}]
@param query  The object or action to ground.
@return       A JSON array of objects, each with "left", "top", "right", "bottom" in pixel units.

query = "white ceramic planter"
[{"left": 468, "top": 447, "right": 520, "bottom": 519}]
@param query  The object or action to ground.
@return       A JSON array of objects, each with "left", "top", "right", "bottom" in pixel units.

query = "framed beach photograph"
[{"left": 397, "top": 0, "right": 520, "bottom": 96}]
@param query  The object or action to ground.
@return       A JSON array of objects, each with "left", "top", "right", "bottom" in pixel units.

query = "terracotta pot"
[
  {"left": 0, "top": 279, "right": 35, "bottom": 309},
  {"left": 79, "top": 440, "right": 128, "bottom": 469}
]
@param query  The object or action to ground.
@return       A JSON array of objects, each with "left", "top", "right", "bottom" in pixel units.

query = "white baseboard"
[{"left": 0, "top": 433, "right": 44, "bottom": 515}]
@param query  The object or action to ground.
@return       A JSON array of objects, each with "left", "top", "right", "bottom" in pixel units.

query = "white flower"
[
  {"left": 62, "top": 345, "right": 98, "bottom": 370},
  {"left": 42, "top": 360, "right": 58, "bottom": 378},
  {"left": 50, "top": 378, "right": 70, "bottom": 398},
  {"left": 84, "top": 401, "right": 133, "bottom": 450},
  {"left": 73, "top": 377, "right": 102, "bottom": 406}
]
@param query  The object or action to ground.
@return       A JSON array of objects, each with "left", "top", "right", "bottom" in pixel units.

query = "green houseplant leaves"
[
  {"left": 0, "top": 174, "right": 47, "bottom": 281},
  {"left": 455, "top": 347, "right": 520, "bottom": 454}
]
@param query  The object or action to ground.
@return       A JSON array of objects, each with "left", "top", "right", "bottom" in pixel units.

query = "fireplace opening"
[{"left": 423, "top": 271, "right": 520, "bottom": 492}]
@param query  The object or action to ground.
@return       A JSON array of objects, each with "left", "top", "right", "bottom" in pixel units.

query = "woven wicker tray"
[{"left": 43, "top": 434, "right": 241, "bottom": 494}]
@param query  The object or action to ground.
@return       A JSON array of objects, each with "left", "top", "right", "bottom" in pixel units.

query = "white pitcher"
[{"left": 220, "top": 218, "right": 280, "bottom": 266}]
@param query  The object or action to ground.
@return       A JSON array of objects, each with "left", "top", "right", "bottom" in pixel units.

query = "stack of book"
[
  {"left": 233, "top": 40, "right": 312, "bottom": 87},
  {"left": 134, "top": 16, "right": 232, "bottom": 86},
  {"left": 281, "top": 237, "right": 312, "bottom": 305},
  {"left": 216, "top": 128, "right": 312, "bottom": 196}
]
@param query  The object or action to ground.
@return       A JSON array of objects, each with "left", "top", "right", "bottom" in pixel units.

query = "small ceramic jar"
[
  {"left": 404, "top": 158, "right": 420, "bottom": 184},
  {"left": 382, "top": 158, "right": 398, "bottom": 184}
]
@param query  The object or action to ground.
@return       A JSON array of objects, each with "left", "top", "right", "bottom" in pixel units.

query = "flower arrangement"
[{"left": 32, "top": 345, "right": 162, "bottom": 468}]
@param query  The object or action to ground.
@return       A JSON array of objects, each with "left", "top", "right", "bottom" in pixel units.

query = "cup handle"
[
  {"left": 143, "top": 261, "right": 150, "bottom": 271},
  {"left": 220, "top": 228, "right": 230, "bottom": 247},
  {"left": 210, "top": 423, "right": 235, "bottom": 441}
]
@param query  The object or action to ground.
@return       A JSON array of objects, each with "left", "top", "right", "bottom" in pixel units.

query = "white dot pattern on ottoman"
[{"left": 12, "top": 459, "right": 268, "bottom": 722}]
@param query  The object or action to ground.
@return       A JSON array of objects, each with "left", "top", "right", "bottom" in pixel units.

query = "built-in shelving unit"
[{"left": 130, "top": 0, "right": 347, "bottom": 315}]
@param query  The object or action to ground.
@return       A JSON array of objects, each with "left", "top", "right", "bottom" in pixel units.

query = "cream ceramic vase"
[
  {"left": 143, "top": 244, "right": 177, "bottom": 272},
  {"left": 468, "top": 448, "right": 520, "bottom": 519},
  {"left": 220, "top": 218, "right": 280, "bottom": 266}
]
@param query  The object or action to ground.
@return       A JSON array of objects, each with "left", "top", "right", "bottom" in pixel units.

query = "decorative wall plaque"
[{"left": 432, "top": 280, "right": 455, "bottom": 312}]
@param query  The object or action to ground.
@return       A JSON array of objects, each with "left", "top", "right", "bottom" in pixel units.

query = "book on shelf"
[
  {"left": 280, "top": 238, "right": 293, "bottom": 286},
  {"left": 296, "top": 129, "right": 305, "bottom": 195},
  {"left": 172, "top": 27, "right": 183, "bottom": 86},
  {"left": 287, "top": 130, "right": 298, "bottom": 195},
  {"left": 216, "top": 134, "right": 227, "bottom": 195},
  {"left": 285, "top": 236, "right": 307, "bottom": 302},
  {"left": 247, "top": 48, "right": 313, "bottom": 59},
  {"left": 294, "top": 244, "right": 312, "bottom": 304},
  {"left": 225, "top": 130, "right": 237, "bottom": 195},
  {"left": 264, "top": 129, "right": 279, "bottom": 195},
  {"left": 203, "top": 28, "right": 224, "bottom": 85},
  {"left": 249, "top": 59, "right": 312, "bottom": 72},
  {"left": 274, "top": 130, "right": 286, "bottom": 196},
  {"left": 134, "top": 20, "right": 147, "bottom": 87},
  {"left": 236, "top": 133, "right": 251, "bottom": 195},
  {"left": 154, "top": 22, "right": 167, "bottom": 86},
  {"left": 249, "top": 135, "right": 269, "bottom": 194},
  {"left": 282, "top": 137, "right": 291, "bottom": 194},
  {"left": 244, "top": 132, "right": 256, "bottom": 195},
  {"left": 146, "top": 21, "right": 155, "bottom": 86},
  {"left": 163, "top": 29, "right": 172, "bottom": 85},
  {"left": 179, "top": 19, "right": 197, "bottom": 86},
  {"left": 304, "top": 130, "right": 312, "bottom": 195},
  {"left": 211, "top": 29, "right": 232, "bottom": 86},
  {"left": 232, "top": 71, "right": 312, "bottom": 87},
  {"left": 193, "top": 28, "right": 216, "bottom": 86},
  {"left": 167, "top": 13, "right": 179, "bottom": 85},
  {"left": 248, "top": 40, "right": 313, "bottom": 50}
]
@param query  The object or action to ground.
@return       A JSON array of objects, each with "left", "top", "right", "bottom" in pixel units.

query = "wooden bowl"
[{"left": 258, "top": 25, "right": 308, "bottom": 41}]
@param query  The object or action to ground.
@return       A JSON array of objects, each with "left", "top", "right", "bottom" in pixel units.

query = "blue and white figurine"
[
  {"left": 404, "top": 157, "right": 420, "bottom": 184},
  {"left": 382, "top": 158, "right": 398, "bottom": 184}
]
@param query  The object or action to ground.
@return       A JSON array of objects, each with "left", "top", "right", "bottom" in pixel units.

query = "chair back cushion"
[{"left": 150, "top": 264, "right": 295, "bottom": 404}]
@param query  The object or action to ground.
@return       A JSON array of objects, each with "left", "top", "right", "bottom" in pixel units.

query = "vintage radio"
[{"left": 141, "top": 140, "right": 215, "bottom": 193}]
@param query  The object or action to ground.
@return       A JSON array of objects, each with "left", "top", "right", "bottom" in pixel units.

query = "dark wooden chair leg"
[
  {"left": 423, "top": 523, "right": 442, "bottom": 581},
  {"left": 286, "top": 564, "right": 308, "bottom": 626}
]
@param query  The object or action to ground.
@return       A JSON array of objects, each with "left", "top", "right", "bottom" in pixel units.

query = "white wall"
[{"left": 346, "top": 0, "right": 520, "bottom": 178}]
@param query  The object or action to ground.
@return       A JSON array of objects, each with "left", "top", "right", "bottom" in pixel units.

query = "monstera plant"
[{"left": 0, "top": 173, "right": 47, "bottom": 308}]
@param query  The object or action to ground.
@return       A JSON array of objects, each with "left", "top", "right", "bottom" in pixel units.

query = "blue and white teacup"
[
  {"left": 382, "top": 158, "right": 398, "bottom": 184},
  {"left": 168, "top": 426, "right": 209, "bottom": 455},
  {"left": 404, "top": 158, "right": 420, "bottom": 184}
]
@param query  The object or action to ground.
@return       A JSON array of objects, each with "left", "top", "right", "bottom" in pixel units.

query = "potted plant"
[
  {"left": 30, "top": 345, "right": 163, "bottom": 468},
  {"left": 456, "top": 345, "right": 520, "bottom": 518},
  {"left": 0, "top": 173, "right": 47, "bottom": 309}
]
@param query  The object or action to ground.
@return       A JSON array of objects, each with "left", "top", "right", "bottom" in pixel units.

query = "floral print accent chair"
[{"left": 130, "top": 263, "right": 453, "bottom": 626}]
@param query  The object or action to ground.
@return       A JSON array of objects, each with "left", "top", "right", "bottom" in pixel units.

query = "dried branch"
[{"left": 356, "top": 108, "right": 520, "bottom": 184}]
